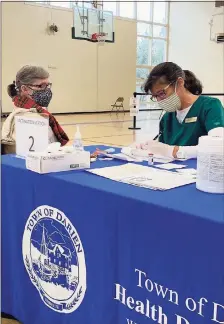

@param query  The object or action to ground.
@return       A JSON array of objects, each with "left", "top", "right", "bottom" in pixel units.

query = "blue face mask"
[{"left": 31, "top": 88, "right": 52, "bottom": 108}]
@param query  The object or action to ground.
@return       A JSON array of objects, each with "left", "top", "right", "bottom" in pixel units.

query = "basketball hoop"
[
  {"left": 92, "top": 1, "right": 103, "bottom": 9},
  {"left": 97, "top": 34, "right": 106, "bottom": 45},
  {"left": 91, "top": 32, "right": 107, "bottom": 45}
]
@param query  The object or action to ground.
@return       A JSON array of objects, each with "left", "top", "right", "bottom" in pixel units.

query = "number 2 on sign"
[{"left": 29, "top": 136, "right": 35, "bottom": 152}]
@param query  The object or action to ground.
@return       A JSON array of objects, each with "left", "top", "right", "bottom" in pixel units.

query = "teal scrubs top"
[{"left": 159, "top": 96, "right": 224, "bottom": 146}]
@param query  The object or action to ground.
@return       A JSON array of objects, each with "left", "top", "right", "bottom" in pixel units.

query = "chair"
[{"left": 111, "top": 97, "right": 124, "bottom": 113}]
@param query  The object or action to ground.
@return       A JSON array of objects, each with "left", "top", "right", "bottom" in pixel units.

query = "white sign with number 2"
[{"left": 15, "top": 115, "right": 49, "bottom": 157}]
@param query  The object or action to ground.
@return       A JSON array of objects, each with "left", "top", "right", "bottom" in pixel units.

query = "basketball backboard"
[{"left": 72, "top": 5, "right": 114, "bottom": 43}]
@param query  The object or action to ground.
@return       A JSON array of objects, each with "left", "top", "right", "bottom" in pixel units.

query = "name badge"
[{"left": 185, "top": 117, "right": 197, "bottom": 123}]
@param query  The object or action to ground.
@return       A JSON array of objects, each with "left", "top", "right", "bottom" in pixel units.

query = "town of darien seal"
[{"left": 22, "top": 205, "right": 86, "bottom": 313}]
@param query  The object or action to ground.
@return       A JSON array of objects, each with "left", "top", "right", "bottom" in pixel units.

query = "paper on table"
[
  {"left": 176, "top": 168, "right": 197, "bottom": 175},
  {"left": 89, "top": 163, "right": 144, "bottom": 179},
  {"left": 112, "top": 153, "right": 142, "bottom": 162},
  {"left": 98, "top": 157, "right": 114, "bottom": 161},
  {"left": 97, "top": 150, "right": 143, "bottom": 162},
  {"left": 155, "top": 163, "right": 187, "bottom": 170},
  {"left": 121, "top": 147, "right": 174, "bottom": 163},
  {"left": 88, "top": 163, "right": 196, "bottom": 190}
]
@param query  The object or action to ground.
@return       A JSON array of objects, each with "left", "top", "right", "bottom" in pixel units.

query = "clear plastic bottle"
[{"left": 73, "top": 126, "right": 83, "bottom": 151}]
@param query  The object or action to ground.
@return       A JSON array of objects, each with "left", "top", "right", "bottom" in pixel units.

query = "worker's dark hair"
[
  {"left": 183, "top": 69, "right": 203, "bottom": 95},
  {"left": 143, "top": 62, "right": 203, "bottom": 95}
]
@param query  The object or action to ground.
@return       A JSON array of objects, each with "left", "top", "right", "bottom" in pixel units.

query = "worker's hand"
[
  {"left": 132, "top": 140, "right": 156, "bottom": 150},
  {"left": 133, "top": 140, "right": 176, "bottom": 158},
  {"left": 130, "top": 141, "right": 150, "bottom": 150}
]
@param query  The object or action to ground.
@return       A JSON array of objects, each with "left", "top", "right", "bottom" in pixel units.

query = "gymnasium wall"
[
  {"left": 2, "top": 2, "right": 223, "bottom": 115},
  {"left": 1, "top": 2, "right": 136, "bottom": 114},
  {"left": 169, "top": 1, "right": 224, "bottom": 95}
]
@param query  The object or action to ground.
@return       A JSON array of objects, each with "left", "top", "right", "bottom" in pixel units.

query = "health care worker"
[{"left": 136, "top": 62, "right": 224, "bottom": 159}]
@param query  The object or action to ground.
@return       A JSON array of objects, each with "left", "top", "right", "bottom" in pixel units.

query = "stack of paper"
[
  {"left": 106, "top": 152, "right": 142, "bottom": 162},
  {"left": 155, "top": 163, "right": 187, "bottom": 170},
  {"left": 95, "top": 149, "right": 142, "bottom": 162},
  {"left": 87, "top": 163, "right": 196, "bottom": 191},
  {"left": 121, "top": 147, "right": 174, "bottom": 163}
]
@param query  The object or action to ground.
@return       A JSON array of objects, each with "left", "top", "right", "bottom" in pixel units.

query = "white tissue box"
[{"left": 26, "top": 150, "right": 90, "bottom": 174}]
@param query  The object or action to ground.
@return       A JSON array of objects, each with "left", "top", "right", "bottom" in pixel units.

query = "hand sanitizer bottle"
[{"left": 73, "top": 126, "right": 83, "bottom": 151}]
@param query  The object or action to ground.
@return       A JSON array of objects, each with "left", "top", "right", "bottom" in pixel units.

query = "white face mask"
[{"left": 157, "top": 83, "right": 181, "bottom": 112}]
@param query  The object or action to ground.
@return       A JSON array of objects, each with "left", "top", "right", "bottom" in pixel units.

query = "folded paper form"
[{"left": 87, "top": 163, "right": 196, "bottom": 191}]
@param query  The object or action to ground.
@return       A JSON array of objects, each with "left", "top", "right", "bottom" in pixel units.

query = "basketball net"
[{"left": 97, "top": 34, "right": 106, "bottom": 45}]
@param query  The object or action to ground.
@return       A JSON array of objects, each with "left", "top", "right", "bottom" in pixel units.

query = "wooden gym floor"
[{"left": 57, "top": 110, "right": 160, "bottom": 146}]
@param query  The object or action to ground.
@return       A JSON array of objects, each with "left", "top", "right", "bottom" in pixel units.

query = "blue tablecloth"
[{"left": 2, "top": 146, "right": 224, "bottom": 324}]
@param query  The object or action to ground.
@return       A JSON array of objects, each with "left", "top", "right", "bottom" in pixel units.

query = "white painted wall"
[{"left": 169, "top": 1, "right": 224, "bottom": 96}]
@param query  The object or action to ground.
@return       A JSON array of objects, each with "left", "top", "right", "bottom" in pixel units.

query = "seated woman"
[
  {"left": 2, "top": 65, "right": 69, "bottom": 154},
  {"left": 136, "top": 62, "right": 224, "bottom": 159}
]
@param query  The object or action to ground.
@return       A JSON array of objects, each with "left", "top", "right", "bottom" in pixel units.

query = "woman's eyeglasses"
[
  {"left": 26, "top": 83, "right": 52, "bottom": 90},
  {"left": 150, "top": 82, "right": 173, "bottom": 102}
]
